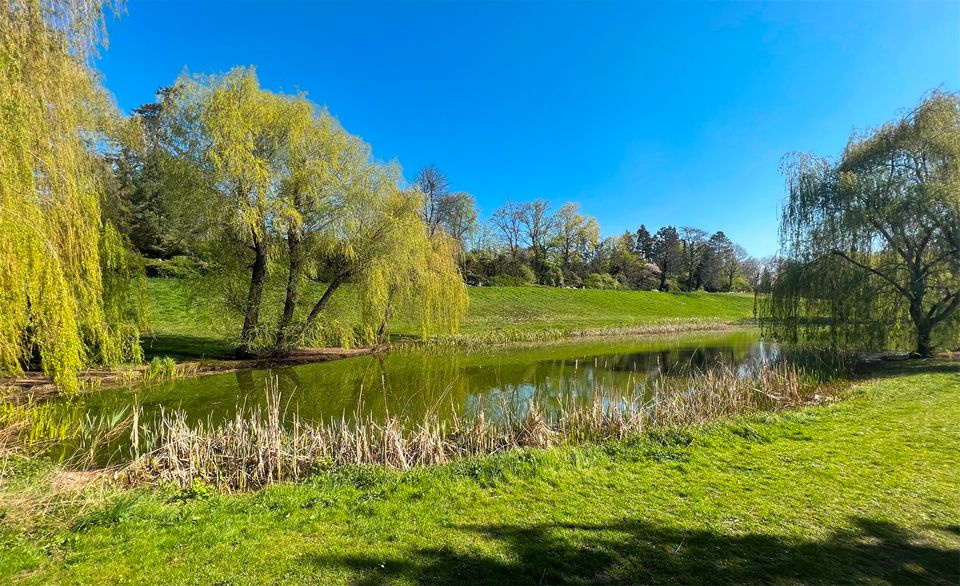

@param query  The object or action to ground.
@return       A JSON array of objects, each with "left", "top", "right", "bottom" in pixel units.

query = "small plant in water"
[{"left": 145, "top": 357, "right": 177, "bottom": 382}]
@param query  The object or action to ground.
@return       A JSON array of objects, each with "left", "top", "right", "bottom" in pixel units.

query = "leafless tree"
[
  {"left": 414, "top": 164, "right": 449, "bottom": 236},
  {"left": 491, "top": 201, "right": 524, "bottom": 257}
]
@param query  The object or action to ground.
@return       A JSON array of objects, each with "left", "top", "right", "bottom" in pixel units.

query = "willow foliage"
[
  {"left": 356, "top": 191, "right": 470, "bottom": 343},
  {"left": 294, "top": 121, "right": 468, "bottom": 346},
  {"left": 764, "top": 92, "right": 960, "bottom": 355},
  {"left": 162, "top": 69, "right": 311, "bottom": 352},
  {"left": 0, "top": 0, "right": 144, "bottom": 391},
  {"left": 160, "top": 68, "right": 467, "bottom": 351}
]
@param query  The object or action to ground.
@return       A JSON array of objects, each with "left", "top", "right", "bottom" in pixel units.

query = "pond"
[{"left": 54, "top": 330, "right": 776, "bottom": 461}]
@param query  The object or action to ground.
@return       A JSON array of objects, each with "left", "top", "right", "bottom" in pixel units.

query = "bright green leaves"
[
  {"left": 163, "top": 68, "right": 467, "bottom": 353},
  {"left": 0, "top": 1, "right": 142, "bottom": 392},
  {"left": 179, "top": 68, "right": 302, "bottom": 244}
]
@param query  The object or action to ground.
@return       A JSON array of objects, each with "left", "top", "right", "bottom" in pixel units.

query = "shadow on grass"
[
  {"left": 140, "top": 334, "right": 234, "bottom": 360},
  {"left": 306, "top": 516, "right": 959, "bottom": 585},
  {"left": 856, "top": 358, "right": 960, "bottom": 380}
]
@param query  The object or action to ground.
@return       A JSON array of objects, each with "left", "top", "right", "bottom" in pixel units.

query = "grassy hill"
[
  {"left": 460, "top": 286, "right": 755, "bottom": 332},
  {"left": 142, "top": 278, "right": 757, "bottom": 358}
]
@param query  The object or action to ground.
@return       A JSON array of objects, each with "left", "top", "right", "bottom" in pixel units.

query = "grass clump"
[{"left": 144, "top": 357, "right": 176, "bottom": 382}]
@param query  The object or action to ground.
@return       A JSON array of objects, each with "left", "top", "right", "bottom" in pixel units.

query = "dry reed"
[{"left": 123, "top": 359, "right": 827, "bottom": 491}]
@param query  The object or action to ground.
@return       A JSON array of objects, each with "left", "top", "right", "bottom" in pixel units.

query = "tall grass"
[
  {"left": 1, "top": 398, "right": 137, "bottom": 466},
  {"left": 0, "top": 401, "right": 75, "bottom": 453},
  {"left": 123, "top": 360, "right": 828, "bottom": 491}
]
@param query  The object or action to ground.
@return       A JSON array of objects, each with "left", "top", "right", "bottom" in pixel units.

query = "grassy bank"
[
  {"left": 2, "top": 365, "right": 957, "bottom": 584},
  {"left": 142, "top": 278, "right": 757, "bottom": 358}
]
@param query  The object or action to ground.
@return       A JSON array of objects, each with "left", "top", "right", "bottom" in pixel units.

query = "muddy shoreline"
[{"left": 0, "top": 346, "right": 386, "bottom": 402}]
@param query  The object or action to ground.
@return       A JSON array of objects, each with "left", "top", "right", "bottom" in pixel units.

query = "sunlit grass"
[
  {"left": 143, "top": 278, "right": 757, "bottom": 357},
  {"left": 2, "top": 365, "right": 957, "bottom": 583}
]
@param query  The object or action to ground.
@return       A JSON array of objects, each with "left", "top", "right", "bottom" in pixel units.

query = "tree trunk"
[
  {"left": 914, "top": 320, "right": 934, "bottom": 358},
  {"left": 303, "top": 274, "right": 347, "bottom": 333},
  {"left": 238, "top": 230, "right": 268, "bottom": 357},
  {"left": 275, "top": 225, "right": 303, "bottom": 351},
  {"left": 909, "top": 297, "right": 934, "bottom": 358},
  {"left": 376, "top": 296, "right": 394, "bottom": 346}
]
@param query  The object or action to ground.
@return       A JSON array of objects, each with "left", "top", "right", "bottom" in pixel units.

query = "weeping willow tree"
[
  {"left": 358, "top": 190, "right": 469, "bottom": 345},
  {"left": 764, "top": 92, "right": 960, "bottom": 356},
  {"left": 273, "top": 102, "right": 344, "bottom": 349},
  {"left": 290, "top": 120, "right": 468, "bottom": 349},
  {"left": 159, "top": 68, "right": 466, "bottom": 353},
  {"left": 163, "top": 68, "right": 306, "bottom": 355},
  {"left": 0, "top": 0, "right": 144, "bottom": 391}
]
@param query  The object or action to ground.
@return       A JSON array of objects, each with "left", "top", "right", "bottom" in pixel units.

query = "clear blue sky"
[{"left": 97, "top": 1, "right": 959, "bottom": 257}]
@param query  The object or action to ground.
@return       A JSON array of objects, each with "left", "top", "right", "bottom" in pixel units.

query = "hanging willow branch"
[
  {"left": 155, "top": 68, "right": 467, "bottom": 353},
  {"left": 0, "top": 0, "right": 144, "bottom": 391},
  {"left": 762, "top": 92, "right": 960, "bottom": 356}
]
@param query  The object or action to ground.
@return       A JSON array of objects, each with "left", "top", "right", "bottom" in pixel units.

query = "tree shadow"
[
  {"left": 140, "top": 334, "right": 234, "bottom": 360},
  {"left": 305, "top": 516, "right": 959, "bottom": 584},
  {"left": 854, "top": 358, "right": 960, "bottom": 382}
]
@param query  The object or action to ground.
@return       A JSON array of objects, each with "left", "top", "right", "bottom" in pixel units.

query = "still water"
[{"left": 59, "top": 331, "right": 775, "bottom": 450}]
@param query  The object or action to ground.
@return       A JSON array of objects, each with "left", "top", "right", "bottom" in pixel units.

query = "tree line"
[
  {"left": 120, "top": 145, "right": 776, "bottom": 294},
  {"left": 402, "top": 167, "right": 776, "bottom": 292}
]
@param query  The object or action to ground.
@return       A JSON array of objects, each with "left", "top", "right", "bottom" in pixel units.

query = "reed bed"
[
  {"left": 123, "top": 359, "right": 828, "bottom": 491},
  {"left": 0, "top": 398, "right": 139, "bottom": 462}
]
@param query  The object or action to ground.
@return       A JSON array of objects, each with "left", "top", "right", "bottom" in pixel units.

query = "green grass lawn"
[
  {"left": 142, "top": 278, "right": 757, "bottom": 358},
  {"left": 456, "top": 285, "right": 755, "bottom": 332},
  {"left": 4, "top": 364, "right": 958, "bottom": 584}
]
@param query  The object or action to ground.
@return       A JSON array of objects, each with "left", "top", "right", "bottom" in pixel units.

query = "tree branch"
[
  {"left": 829, "top": 250, "right": 911, "bottom": 298},
  {"left": 927, "top": 287, "right": 960, "bottom": 326}
]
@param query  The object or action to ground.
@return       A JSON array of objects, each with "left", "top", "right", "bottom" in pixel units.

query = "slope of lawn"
[
  {"left": 460, "top": 285, "right": 756, "bottom": 332},
  {"left": 3, "top": 364, "right": 958, "bottom": 584},
  {"left": 141, "top": 278, "right": 757, "bottom": 358}
]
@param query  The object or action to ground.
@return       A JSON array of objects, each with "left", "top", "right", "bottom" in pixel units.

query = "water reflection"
[{"left": 58, "top": 331, "right": 774, "bottom": 447}]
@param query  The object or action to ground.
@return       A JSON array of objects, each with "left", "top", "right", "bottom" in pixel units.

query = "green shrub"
[
  {"left": 584, "top": 273, "right": 622, "bottom": 290},
  {"left": 490, "top": 274, "right": 532, "bottom": 287},
  {"left": 540, "top": 264, "right": 565, "bottom": 287},
  {"left": 144, "top": 256, "right": 204, "bottom": 279},
  {"left": 514, "top": 263, "right": 537, "bottom": 284}
]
